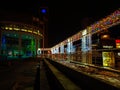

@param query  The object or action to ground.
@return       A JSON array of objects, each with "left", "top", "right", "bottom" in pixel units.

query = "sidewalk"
[
  {"left": 40, "top": 60, "right": 51, "bottom": 90},
  {"left": 11, "top": 60, "right": 39, "bottom": 90},
  {"left": 0, "top": 58, "right": 51, "bottom": 90},
  {"left": 0, "top": 60, "right": 39, "bottom": 90}
]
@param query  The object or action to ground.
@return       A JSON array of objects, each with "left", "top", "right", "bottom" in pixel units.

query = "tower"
[{"left": 32, "top": 0, "right": 49, "bottom": 48}]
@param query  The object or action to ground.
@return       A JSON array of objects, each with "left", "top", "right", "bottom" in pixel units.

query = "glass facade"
[{"left": 0, "top": 21, "right": 43, "bottom": 60}]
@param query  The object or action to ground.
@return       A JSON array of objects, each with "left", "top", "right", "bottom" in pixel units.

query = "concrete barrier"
[
  {"left": 44, "top": 59, "right": 81, "bottom": 90},
  {"left": 47, "top": 58, "right": 120, "bottom": 90}
]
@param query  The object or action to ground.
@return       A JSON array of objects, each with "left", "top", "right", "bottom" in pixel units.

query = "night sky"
[
  {"left": 48, "top": 0, "right": 120, "bottom": 47},
  {"left": 0, "top": 0, "right": 120, "bottom": 47}
]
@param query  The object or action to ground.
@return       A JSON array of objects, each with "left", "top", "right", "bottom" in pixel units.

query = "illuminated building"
[
  {"left": 0, "top": 9, "right": 45, "bottom": 59},
  {"left": 50, "top": 9, "right": 120, "bottom": 68},
  {"left": 0, "top": 21, "right": 43, "bottom": 59}
]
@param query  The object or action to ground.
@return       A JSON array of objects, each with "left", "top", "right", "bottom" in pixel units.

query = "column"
[
  {"left": 82, "top": 29, "right": 92, "bottom": 64},
  {"left": 82, "top": 29, "right": 87, "bottom": 63},
  {"left": 18, "top": 34, "right": 22, "bottom": 57},
  {"left": 87, "top": 33, "right": 92, "bottom": 64},
  {"left": 36, "top": 38, "right": 38, "bottom": 57}
]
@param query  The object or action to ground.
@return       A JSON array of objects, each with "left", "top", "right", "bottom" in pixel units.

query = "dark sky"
[
  {"left": 48, "top": 0, "right": 120, "bottom": 47},
  {"left": 0, "top": 0, "right": 120, "bottom": 47}
]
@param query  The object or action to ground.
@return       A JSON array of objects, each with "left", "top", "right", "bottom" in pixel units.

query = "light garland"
[
  {"left": 52, "top": 9, "right": 120, "bottom": 49},
  {"left": 89, "top": 9, "right": 120, "bottom": 33}
]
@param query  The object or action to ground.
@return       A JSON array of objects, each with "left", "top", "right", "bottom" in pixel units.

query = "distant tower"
[
  {"left": 40, "top": 7, "right": 48, "bottom": 47},
  {"left": 33, "top": 0, "right": 49, "bottom": 48}
]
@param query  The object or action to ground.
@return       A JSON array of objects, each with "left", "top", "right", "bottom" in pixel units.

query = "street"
[{"left": 0, "top": 59, "right": 39, "bottom": 90}]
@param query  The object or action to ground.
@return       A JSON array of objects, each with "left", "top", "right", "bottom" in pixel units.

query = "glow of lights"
[
  {"left": 31, "top": 39, "right": 35, "bottom": 51},
  {"left": 103, "top": 46, "right": 113, "bottom": 48},
  {"left": 88, "top": 9, "right": 120, "bottom": 34},
  {"left": 38, "top": 30, "right": 39, "bottom": 33},
  {"left": 102, "top": 52, "right": 115, "bottom": 67},
  {"left": 33, "top": 31, "right": 38, "bottom": 34},
  {"left": 8, "top": 51, "right": 12, "bottom": 56},
  {"left": 60, "top": 44, "right": 64, "bottom": 53},
  {"left": 118, "top": 52, "right": 120, "bottom": 56},
  {"left": 47, "top": 9, "right": 120, "bottom": 51},
  {"left": 5, "top": 27, "right": 9, "bottom": 30},
  {"left": 67, "top": 42, "right": 71, "bottom": 53},
  {"left": 38, "top": 32, "right": 42, "bottom": 36},
  {"left": 116, "top": 39, "right": 120, "bottom": 43},
  {"left": 37, "top": 48, "right": 41, "bottom": 55},
  {"left": 38, "top": 33, "right": 41, "bottom": 36},
  {"left": 116, "top": 39, "right": 120, "bottom": 48},
  {"left": 82, "top": 29, "right": 87, "bottom": 35},
  {"left": 14, "top": 28, "right": 20, "bottom": 31},
  {"left": 3, "top": 26, "right": 42, "bottom": 36},
  {"left": 28, "top": 30, "right": 32, "bottom": 33},
  {"left": 21, "top": 29, "right": 27, "bottom": 32},
  {"left": 41, "top": 8, "right": 47, "bottom": 14},
  {"left": 38, "top": 48, "right": 41, "bottom": 51},
  {"left": 9, "top": 27, "right": 13, "bottom": 30},
  {"left": 68, "top": 39, "right": 70, "bottom": 42},
  {"left": 101, "top": 34, "right": 110, "bottom": 39}
]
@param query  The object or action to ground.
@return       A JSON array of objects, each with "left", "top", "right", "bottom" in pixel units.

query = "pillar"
[
  {"left": 36, "top": 38, "right": 38, "bottom": 57},
  {"left": 81, "top": 29, "right": 92, "bottom": 64},
  {"left": 18, "top": 34, "right": 22, "bottom": 57}
]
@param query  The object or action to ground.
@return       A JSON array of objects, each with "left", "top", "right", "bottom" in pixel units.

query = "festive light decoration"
[
  {"left": 1, "top": 25, "right": 43, "bottom": 37},
  {"left": 88, "top": 9, "right": 120, "bottom": 34},
  {"left": 51, "top": 9, "right": 120, "bottom": 54},
  {"left": 116, "top": 39, "right": 120, "bottom": 48}
]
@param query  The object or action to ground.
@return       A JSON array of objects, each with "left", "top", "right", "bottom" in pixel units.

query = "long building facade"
[
  {"left": 0, "top": 21, "right": 43, "bottom": 59},
  {"left": 48, "top": 9, "right": 120, "bottom": 69},
  {"left": 0, "top": 12, "right": 44, "bottom": 60}
]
